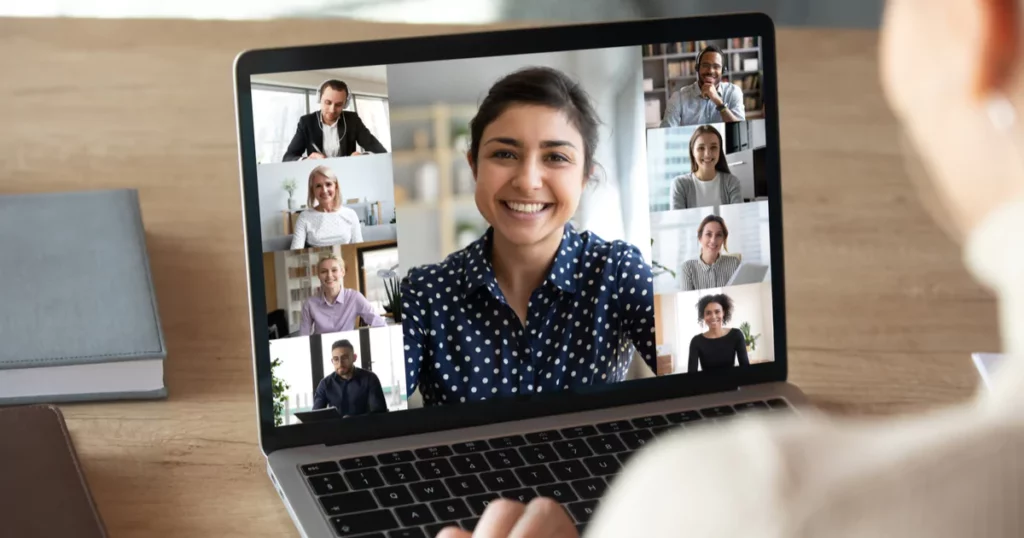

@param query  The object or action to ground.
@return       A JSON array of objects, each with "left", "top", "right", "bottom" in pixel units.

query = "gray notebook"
[{"left": 0, "top": 189, "right": 166, "bottom": 405}]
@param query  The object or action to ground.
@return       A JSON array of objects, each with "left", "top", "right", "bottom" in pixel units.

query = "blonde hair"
[
  {"left": 316, "top": 255, "right": 345, "bottom": 274},
  {"left": 307, "top": 165, "right": 341, "bottom": 210}
]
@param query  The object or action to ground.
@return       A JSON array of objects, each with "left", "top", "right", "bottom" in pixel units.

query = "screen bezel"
[{"left": 234, "top": 13, "right": 787, "bottom": 454}]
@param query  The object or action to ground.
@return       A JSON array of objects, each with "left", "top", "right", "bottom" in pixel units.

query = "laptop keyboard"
[{"left": 299, "top": 398, "right": 791, "bottom": 537}]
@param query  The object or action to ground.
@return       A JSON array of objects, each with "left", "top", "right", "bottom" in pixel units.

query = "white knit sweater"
[{"left": 588, "top": 196, "right": 1024, "bottom": 537}]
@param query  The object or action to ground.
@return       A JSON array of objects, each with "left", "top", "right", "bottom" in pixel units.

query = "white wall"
[
  {"left": 268, "top": 335, "right": 314, "bottom": 425},
  {"left": 668, "top": 281, "right": 774, "bottom": 373},
  {"left": 257, "top": 153, "right": 396, "bottom": 240}
]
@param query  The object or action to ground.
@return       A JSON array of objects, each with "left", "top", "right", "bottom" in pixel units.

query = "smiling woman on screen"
[
  {"left": 399, "top": 66, "right": 657, "bottom": 406},
  {"left": 670, "top": 125, "right": 743, "bottom": 210},
  {"left": 440, "top": 0, "right": 1024, "bottom": 536},
  {"left": 289, "top": 165, "right": 363, "bottom": 250}
]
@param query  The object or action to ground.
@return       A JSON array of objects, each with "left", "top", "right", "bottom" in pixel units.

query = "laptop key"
[
  {"left": 567, "top": 500, "right": 598, "bottom": 523},
  {"left": 414, "top": 459, "right": 456, "bottom": 480},
  {"left": 480, "top": 469, "right": 522, "bottom": 491},
  {"left": 536, "top": 483, "right": 579, "bottom": 504},
  {"left": 319, "top": 490, "right": 378, "bottom": 517},
  {"left": 596, "top": 420, "right": 633, "bottom": 434},
  {"left": 484, "top": 449, "right": 525, "bottom": 469},
  {"left": 451, "top": 453, "right": 491, "bottom": 475},
  {"left": 553, "top": 439, "right": 594, "bottom": 460},
  {"left": 487, "top": 435, "right": 527, "bottom": 449},
  {"left": 425, "top": 522, "right": 461, "bottom": 536},
  {"left": 571, "top": 477, "right": 607, "bottom": 500},
  {"left": 444, "top": 475, "right": 486, "bottom": 497},
  {"left": 651, "top": 426, "right": 678, "bottom": 436},
  {"left": 504, "top": 487, "right": 538, "bottom": 504},
  {"left": 583, "top": 455, "right": 621, "bottom": 477},
  {"left": 700, "top": 405, "right": 735, "bottom": 418},
  {"left": 394, "top": 503, "right": 437, "bottom": 526},
  {"left": 518, "top": 444, "right": 559, "bottom": 465},
  {"left": 513, "top": 465, "right": 557, "bottom": 487},
  {"left": 330, "top": 509, "right": 399, "bottom": 536},
  {"left": 466, "top": 492, "right": 501, "bottom": 515},
  {"left": 377, "top": 450, "right": 416, "bottom": 465},
  {"left": 619, "top": 429, "right": 654, "bottom": 450},
  {"left": 339, "top": 455, "right": 378, "bottom": 470},
  {"left": 451, "top": 441, "right": 489, "bottom": 454},
  {"left": 380, "top": 463, "right": 421, "bottom": 485},
  {"left": 584, "top": 434, "right": 627, "bottom": 455},
  {"left": 387, "top": 529, "right": 427, "bottom": 538},
  {"left": 431, "top": 498, "right": 472, "bottom": 520},
  {"left": 373, "top": 485, "right": 415, "bottom": 508},
  {"left": 309, "top": 473, "right": 348, "bottom": 496},
  {"left": 301, "top": 461, "right": 339, "bottom": 476},
  {"left": 549, "top": 459, "right": 590, "bottom": 482},
  {"left": 666, "top": 410, "right": 703, "bottom": 424},
  {"left": 630, "top": 415, "right": 668, "bottom": 429},
  {"left": 460, "top": 517, "right": 481, "bottom": 531},
  {"left": 414, "top": 445, "right": 453, "bottom": 460},
  {"left": 734, "top": 400, "right": 771, "bottom": 413},
  {"left": 767, "top": 398, "right": 791, "bottom": 410},
  {"left": 560, "top": 425, "right": 598, "bottom": 439},
  {"left": 524, "top": 430, "right": 563, "bottom": 444},
  {"left": 345, "top": 468, "right": 386, "bottom": 490},
  {"left": 408, "top": 480, "right": 451, "bottom": 502}
]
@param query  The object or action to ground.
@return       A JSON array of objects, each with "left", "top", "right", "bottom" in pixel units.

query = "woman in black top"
[{"left": 687, "top": 293, "right": 749, "bottom": 373}]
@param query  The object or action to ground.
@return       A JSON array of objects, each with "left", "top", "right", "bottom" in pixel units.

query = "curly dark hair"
[{"left": 696, "top": 294, "right": 733, "bottom": 325}]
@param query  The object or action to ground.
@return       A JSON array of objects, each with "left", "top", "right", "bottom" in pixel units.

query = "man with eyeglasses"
[
  {"left": 312, "top": 339, "right": 388, "bottom": 417},
  {"left": 661, "top": 45, "right": 746, "bottom": 127}
]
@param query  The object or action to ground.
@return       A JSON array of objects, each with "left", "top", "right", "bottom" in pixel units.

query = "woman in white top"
[
  {"left": 290, "top": 165, "right": 363, "bottom": 249},
  {"left": 438, "top": 1, "right": 1024, "bottom": 536},
  {"left": 670, "top": 125, "right": 743, "bottom": 210}
]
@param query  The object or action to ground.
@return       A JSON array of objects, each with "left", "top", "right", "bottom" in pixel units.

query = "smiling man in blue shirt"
[
  {"left": 400, "top": 67, "right": 657, "bottom": 406},
  {"left": 661, "top": 45, "right": 745, "bottom": 127}
]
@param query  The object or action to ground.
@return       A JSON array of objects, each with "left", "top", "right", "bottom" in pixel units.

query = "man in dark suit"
[
  {"left": 312, "top": 339, "right": 388, "bottom": 417},
  {"left": 282, "top": 79, "right": 388, "bottom": 161}
]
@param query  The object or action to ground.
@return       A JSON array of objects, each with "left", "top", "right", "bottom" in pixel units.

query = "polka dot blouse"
[{"left": 401, "top": 224, "right": 657, "bottom": 406}]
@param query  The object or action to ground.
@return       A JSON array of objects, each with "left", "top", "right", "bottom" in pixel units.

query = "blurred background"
[{"left": 3, "top": 0, "right": 885, "bottom": 27}]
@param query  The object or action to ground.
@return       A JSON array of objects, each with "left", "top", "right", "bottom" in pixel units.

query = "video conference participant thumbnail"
[
  {"left": 291, "top": 165, "right": 364, "bottom": 249},
  {"left": 313, "top": 339, "right": 388, "bottom": 416},
  {"left": 301, "top": 256, "right": 387, "bottom": 335},
  {"left": 283, "top": 79, "right": 387, "bottom": 161},
  {"left": 681, "top": 215, "right": 740, "bottom": 291},
  {"left": 400, "top": 66, "right": 657, "bottom": 406},
  {"left": 661, "top": 45, "right": 745, "bottom": 127},
  {"left": 688, "top": 293, "right": 749, "bottom": 373},
  {"left": 671, "top": 125, "right": 743, "bottom": 209}
]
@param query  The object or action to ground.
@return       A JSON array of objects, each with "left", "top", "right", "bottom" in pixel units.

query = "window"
[
  {"left": 253, "top": 83, "right": 391, "bottom": 163},
  {"left": 359, "top": 246, "right": 400, "bottom": 315}
]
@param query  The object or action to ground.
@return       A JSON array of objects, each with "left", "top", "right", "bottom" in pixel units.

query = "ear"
[
  {"left": 584, "top": 165, "right": 596, "bottom": 187},
  {"left": 974, "top": 0, "right": 1021, "bottom": 99},
  {"left": 466, "top": 150, "right": 477, "bottom": 179}
]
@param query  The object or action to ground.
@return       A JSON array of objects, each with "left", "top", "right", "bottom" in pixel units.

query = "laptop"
[
  {"left": 725, "top": 262, "right": 770, "bottom": 287},
  {"left": 234, "top": 13, "right": 807, "bottom": 537}
]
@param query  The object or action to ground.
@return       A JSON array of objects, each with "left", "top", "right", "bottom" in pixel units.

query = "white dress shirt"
[
  {"left": 322, "top": 119, "right": 341, "bottom": 158},
  {"left": 589, "top": 195, "right": 1024, "bottom": 537},
  {"left": 289, "top": 207, "right": 363, "bottom": 249}
]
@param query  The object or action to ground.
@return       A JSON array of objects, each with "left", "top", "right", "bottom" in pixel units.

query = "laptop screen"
[{"left": 250, "top": 36, "right": 775, "bottom": 427}]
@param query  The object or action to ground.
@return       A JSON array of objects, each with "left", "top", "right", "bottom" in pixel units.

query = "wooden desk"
[{"left": 0, "top": 18, "right": 999, "bottom": 537}]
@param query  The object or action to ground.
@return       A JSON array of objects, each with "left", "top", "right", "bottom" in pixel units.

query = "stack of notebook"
[{"left": 0, "top": 189, "right": 167, "bottom": 404}]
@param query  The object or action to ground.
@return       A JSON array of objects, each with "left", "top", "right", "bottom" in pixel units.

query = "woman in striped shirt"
[{"left": 680, "top": 214, "right": 740, "bottom": 291}]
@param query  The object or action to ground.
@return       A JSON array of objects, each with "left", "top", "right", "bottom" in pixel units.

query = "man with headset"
[
  {"left": 282, "top": 79, "right": 388, "bottom": 161},
  {"left": 661, "top": 45, "right": 746, "bottom": 127}
]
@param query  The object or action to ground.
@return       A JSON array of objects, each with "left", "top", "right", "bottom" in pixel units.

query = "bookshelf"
[{"left": 642, "top": 37, "right": 765, "bottom": 127}]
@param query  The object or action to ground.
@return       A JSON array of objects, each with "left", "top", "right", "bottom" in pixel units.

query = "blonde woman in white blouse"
[
  {"left": 290, "top": 165, "right": 363, "bottom": 250},
  {"left": 439, "top": 2, "right": 1024, "bottom": 536}
]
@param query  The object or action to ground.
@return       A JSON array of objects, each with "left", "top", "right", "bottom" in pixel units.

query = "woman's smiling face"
[{"left": 471, "top": 103, "right": 589, "bottom": 248}]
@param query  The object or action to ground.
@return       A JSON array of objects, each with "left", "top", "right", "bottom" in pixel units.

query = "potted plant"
[
  {"left": 282, "top": 178, "right": 298, "bottom": 211},
  {"left": 649, "top": 238, "right": 677, "bottom": 279},
  {"left": 740, "top": 322, "right": 761, "bottom": 353},
  {"left": 270, "top": 357, "right": 290, "bottom": 426},
  {"left": 377, "top": 269, "right": 402, "bottom": 322}
]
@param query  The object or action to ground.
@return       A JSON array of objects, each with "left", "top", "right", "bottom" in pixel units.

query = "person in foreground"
[
  {"left": 300, "top": 256, "right": 386, "bottom": 335},
  {"left": 290, "top": 165, "right": 363, "bottom": 249},
  {"left": 661, "top": 45, "right": 745, "bottom": 127},
  {"left": 670, "top": 125, "right": 743, "bottom": 209},
  {"left": 282, "top": 79, "right": 387, "bottom": 161},
  {"left": 312, "top": 339, "right": 387, "bottom": 416},
  {"left": 400, "top": 66, "right": 657, "bottom": 406},
  {"left": 681, "top": 215, "right": 740, "bottom": 291},
  {"left": 687, "top": 293, "right": 749, "bottom": 373},
  {"left": 439, "top": 1, "right": 1024, "bottom": 536}
]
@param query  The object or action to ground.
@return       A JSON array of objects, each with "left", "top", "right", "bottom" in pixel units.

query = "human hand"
[
  {"left": 435, "top": 498, "right": 578, "bottom": 538},
  {"left": 701, "top": 83, "right": 723, "bottom": 106},
  {"left": 308, "top": 152, "right": 326, "bottom": 160}
]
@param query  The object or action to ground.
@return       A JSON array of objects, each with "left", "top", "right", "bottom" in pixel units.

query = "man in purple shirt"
[{"left": 300, "top": 256, "right": 387, "bottom": 335}]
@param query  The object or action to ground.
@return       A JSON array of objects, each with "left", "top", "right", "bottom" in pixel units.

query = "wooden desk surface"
[{"left": 0, "top": 17, "right": 999, "bottom": 537}]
